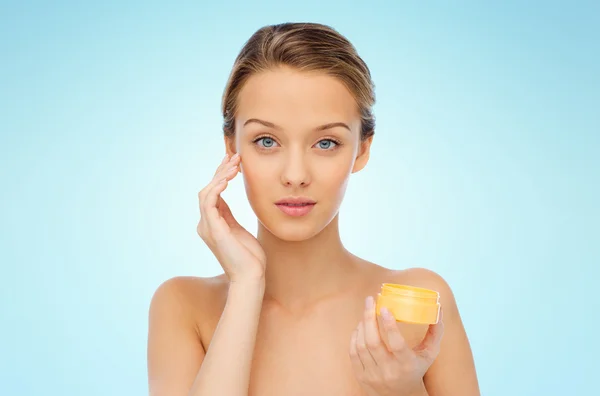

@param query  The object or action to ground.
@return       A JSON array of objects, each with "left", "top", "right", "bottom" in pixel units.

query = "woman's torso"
[{"left": 184, "top": 262, "right": 430, "bottom": 396}]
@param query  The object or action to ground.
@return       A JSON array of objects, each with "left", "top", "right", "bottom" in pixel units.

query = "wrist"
[
  {"left": 407, "top": 381, "right": 428, "bottom": 396},
  {"left": 229, "top": 276, "right": 266, "bottom": 296},
  {"left": 229, "top": 269, "right": 266, "bottom": 286}
]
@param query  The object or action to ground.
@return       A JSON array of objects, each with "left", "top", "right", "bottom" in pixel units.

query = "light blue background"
[{"left": 1, "top": 1, "right": 598, "bottom": 395}]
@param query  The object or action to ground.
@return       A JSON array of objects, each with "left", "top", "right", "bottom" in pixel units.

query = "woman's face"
[{"left": 228, "top": 66, "right": 372, "bottom": 241}]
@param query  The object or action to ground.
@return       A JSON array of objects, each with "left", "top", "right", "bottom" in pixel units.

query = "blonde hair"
[{"left": 221, "top": 22, "right": 376, "bottom": 140}]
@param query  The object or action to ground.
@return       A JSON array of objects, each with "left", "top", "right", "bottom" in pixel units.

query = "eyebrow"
[{"left": 243, "top": 118, "right": 351, "bottom": 132}]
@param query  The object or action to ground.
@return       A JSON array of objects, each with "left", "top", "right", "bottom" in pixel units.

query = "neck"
[{"left": 256, "top": 215, "right": 360, "bottom": 312}]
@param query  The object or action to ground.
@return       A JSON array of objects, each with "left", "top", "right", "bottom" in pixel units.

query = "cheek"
[
  {"left": 240, "top": 157, "right": 273, "bottom": 198},
  {"left": 313, "top": 159, "right": 352, "bottom": 196}
]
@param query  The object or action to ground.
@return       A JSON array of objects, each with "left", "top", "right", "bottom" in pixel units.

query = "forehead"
[{"left": 236, "top": 66, "right": 360, "bottom": 131}]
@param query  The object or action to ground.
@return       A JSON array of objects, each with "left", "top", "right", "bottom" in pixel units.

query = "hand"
[
  {"left": 349, "top": 296, "right": 444, "bottom": 396},
  {"left": 197, "top": 153, "right": 266, "bottom": 283}
]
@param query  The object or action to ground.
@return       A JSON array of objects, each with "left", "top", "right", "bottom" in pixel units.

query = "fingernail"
[
  {"left": 365, "top": 296, "right": 374, "bottom": 310},
  {"left": 232, "top": 152, "right": 240, "bottom": 159},
  {"left": 381, "top": 308, "right": 393, "bottom": 321}
]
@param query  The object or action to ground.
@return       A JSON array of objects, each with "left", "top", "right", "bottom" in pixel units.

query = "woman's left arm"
[
  {"left": 420, "top": 269, "right": 480, "bottom": 396},
  {"left": 349, "top": 268, "right": 480, "bottom": 396}
]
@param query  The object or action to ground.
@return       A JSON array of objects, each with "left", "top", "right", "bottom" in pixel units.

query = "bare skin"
[{"left": 147, "top": 66, "right": 480, "bottom": 396}]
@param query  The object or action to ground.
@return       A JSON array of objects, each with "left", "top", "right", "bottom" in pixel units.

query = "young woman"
[{"left": 147, "top": 22, "right": 480, "bottom": 396}]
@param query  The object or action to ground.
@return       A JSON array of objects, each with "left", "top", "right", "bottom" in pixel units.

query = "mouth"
[{"left": 275, "top": 197, "right": 316, "bottom": 217}]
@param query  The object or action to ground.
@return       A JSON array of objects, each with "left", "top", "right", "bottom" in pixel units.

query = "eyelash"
[{"left": 252, "top": 135, "right": 343, "bottom": 151}]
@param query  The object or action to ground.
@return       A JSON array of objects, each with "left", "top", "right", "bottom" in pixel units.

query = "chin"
[{"left": 261, "top": 220, "right": 321, "bottom": 242}]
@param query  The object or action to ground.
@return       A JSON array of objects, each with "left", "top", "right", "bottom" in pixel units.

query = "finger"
[
  {"left": 203, "top": 165, "right": 240, "bottom": 230},
  {"left": 213, "top": 153, "right": 230, "bottom": 176},
  {"left": 363, "top": 296, "right": 391, "bottom": 364},
  {"left": 205, "top": 165, "right": 239, "bottom": 216},
  {"left": 414, "top": 306, "right": 445, "bottom": 361},
  {"left": 380, "top": 307, "right": 412, "bottom": 360},
  {"left": 198, "top": 154, "right": 241, "bottom": 235},
  {"left": 356, "top": 320, "right": 378, "bottom": 370},
  {"left": 202, "top": 179, "right": 230, "bottom": 234},
  {"left": 199, "top": 155, "right": 232, "bottom": 210},
  {"left": 213, "top": 153, "right": 239, "bottom": 177},
  {"left": 217, "top": 196, "right": 240, "bottom": 228},
  {"left": 200, "top": 156, "right": 240, "bottom": 210},
  {"left": 213, "top": 158, "right": 240, "bottom": 183},
  {"left": 377, "top": 307, "right": 393, "bottom": 351},
  {"left": 349, "top": 328, "right": 364, "bottom": 373}
]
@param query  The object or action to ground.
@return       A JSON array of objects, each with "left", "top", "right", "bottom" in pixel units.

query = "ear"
[
  {"left": 224, "top": 135, "right": 236, "bottom": 157},
  {"left": 351, "top": 135, "right": 373, "bottom": 173},
  {"left": 224, "top": 135, "right": 242, "bottom": 173}
]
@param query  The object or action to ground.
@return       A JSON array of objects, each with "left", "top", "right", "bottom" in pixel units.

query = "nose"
[{"left": 280, "top": 150, "right": 311, "bottom": 188}]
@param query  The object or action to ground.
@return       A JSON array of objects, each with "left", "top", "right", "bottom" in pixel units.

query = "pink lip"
[
  {"left": 275, "top": 197, "right": 316, "bottom": 217},
  {"left": 276, "top": 203, "right": 315, "bottom": 217}
]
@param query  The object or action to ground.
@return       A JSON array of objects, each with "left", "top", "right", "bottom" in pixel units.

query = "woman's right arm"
[
  {"left": 191, "top": 278, "right": 265, "bottom": 394},
  {"left": 148, "top": 152, "right": 268, "bottom": 396},
  {"left": 147, "top": 276, "right": 265, "bottom": 396}
]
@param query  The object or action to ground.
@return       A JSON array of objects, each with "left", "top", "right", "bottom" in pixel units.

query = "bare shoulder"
[
  {"left": 150, "top": 275, "right": 228, "bottom": 308},
  {"left": 149, "top": 274, "right": 229, "bottom": 327},
  {"left": 380, "top": 266, "right": 479, "bottom": 395},
  {"left": 147, "top": 274, "right": 229, "bottom": 395},
  {"left": 148, "top": 274, "right": 230, "bottom": 354}
]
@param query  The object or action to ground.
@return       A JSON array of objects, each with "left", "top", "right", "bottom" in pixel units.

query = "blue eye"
[
  {"left": 253, "top": 136, "right": 340, "bottom": 151},
  {"left": 256, "top": 137, "right": 277, "bottom": 148},
  {"left": 316, "top": 139, "right": 338, "bottom": 150}
]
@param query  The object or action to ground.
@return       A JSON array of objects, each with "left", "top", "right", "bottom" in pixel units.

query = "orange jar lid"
[{"left": 375, "top": 283, "right": 440, "bottom": 324}]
